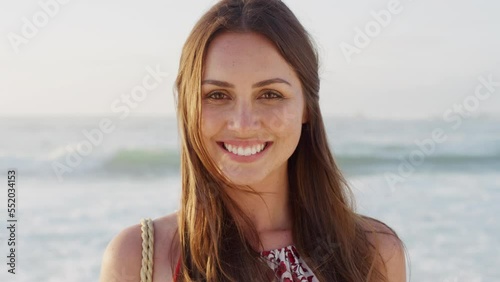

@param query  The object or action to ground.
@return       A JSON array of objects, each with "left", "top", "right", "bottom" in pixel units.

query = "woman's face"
[{"left": 201, "top": 32, "right": 307, "bottom": 187}]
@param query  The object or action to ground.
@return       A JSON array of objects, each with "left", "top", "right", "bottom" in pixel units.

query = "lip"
[
  {"left": 217, "top": 141, "right": 273, "bottom": 163},
  {"left": 218, "top": 140, "right": 270, "bottom": 146}
]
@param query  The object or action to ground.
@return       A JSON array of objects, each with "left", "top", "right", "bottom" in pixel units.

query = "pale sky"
[{"left": 1, "top": 0, "right": 499, "bottom": 119}]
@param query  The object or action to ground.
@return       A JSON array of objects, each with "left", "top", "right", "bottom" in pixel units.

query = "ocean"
[{"left": 0, "top": 115, "right": 498, "bottom": 281}]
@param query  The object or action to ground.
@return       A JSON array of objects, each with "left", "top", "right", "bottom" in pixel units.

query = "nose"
[{"left": 227, "top": 100, "right": 261, "bottom": 133}]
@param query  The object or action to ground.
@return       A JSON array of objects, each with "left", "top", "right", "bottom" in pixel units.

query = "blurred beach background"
[
  {"left": 0, "top": 115, "right": 498, "bottom": 281},
  {"left": 1, "top": 0, "right": 499, "bottom": 281}
]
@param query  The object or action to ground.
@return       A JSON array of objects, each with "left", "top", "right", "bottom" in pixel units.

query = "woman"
[{"left": 100, "top": 0, "right": 408, "bottom": 281}]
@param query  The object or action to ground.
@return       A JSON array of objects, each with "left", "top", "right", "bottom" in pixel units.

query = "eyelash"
[
  {"left": 261, "top": 91, "right": 283, "bottom": 99},
  {"left": 206, "top": 90, "right": 283, "bottom": 100},
  {"left": 206, "top": 92, "right": 226, "bottom": 100}
]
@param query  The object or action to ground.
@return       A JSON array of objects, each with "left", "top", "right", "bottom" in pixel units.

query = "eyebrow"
[{"left": 201, "top": 78, "right": 291, "bottom": 88}]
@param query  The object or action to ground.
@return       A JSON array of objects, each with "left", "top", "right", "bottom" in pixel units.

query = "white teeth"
[{"left": 223, "top": 143, "right": 266, "bottom": 156}]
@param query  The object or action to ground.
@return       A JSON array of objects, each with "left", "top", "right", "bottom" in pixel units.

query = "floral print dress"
[
  {"left": 260, "top": 245, "right": 319, "bottom": 282},
  {"left": 173, "top": 244, "right": 319, "bottom": 282}
]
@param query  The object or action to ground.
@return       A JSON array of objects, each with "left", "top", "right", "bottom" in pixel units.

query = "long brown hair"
[{"left": 174, "top": 0, "right": 406, "bottom": 281}]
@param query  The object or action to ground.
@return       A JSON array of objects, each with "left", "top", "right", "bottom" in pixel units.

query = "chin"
[{"left": 223, "top": 173, "right": 263, "bottom": 187}]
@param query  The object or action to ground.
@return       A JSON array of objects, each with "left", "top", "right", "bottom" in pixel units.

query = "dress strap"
[
  {"left": 173, "top": 256, "right": 181, "bottom": 281},
  {"left": 140, "top": 218, "right": 154, "bottom": 282}
]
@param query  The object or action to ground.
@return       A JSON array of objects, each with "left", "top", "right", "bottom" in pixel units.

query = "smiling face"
[{"left": 201, "top": 32, "right": 307, "bottom": 187}]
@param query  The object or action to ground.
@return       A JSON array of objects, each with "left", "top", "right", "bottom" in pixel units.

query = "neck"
[{"left": 226, "top": 169, "right": 292, "bottom": 233}]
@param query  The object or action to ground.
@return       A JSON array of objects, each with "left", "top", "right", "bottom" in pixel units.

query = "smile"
[
  {"left": 223, "top": 142, "right": 267, "bottom": 156},
  {"left": 217, "top": 142, "right": 272, "bottom": 162}
]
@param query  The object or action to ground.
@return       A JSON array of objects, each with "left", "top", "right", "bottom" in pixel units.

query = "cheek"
[
  {"left": 265, "top": 105, "right": 303, "bottom": 134},
  {"left": 201, "top": 108, "right": 221, "bottom": 138}
]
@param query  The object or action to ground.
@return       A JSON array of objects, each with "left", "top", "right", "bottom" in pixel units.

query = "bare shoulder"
[
  {"left": 99, "top": 212, "right": 180, "bottom": 282},
  {"left": 99, "top": 220, "right": 144, "bottom": 282},
  {"left": 360, "top": 216, "right": 407, "bottom": 282}
]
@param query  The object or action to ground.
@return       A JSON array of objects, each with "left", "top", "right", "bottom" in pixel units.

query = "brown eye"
[
  {"left": 261, "top": 91, "right": 283, "bottom": 99},
  {"left": 206, "top": 91, "right": 228, "bottom": 100}
]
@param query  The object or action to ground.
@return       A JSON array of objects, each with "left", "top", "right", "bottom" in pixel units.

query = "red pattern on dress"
[
  {"left": 261, "top": 245, "right": 319, "bottom": 282},
  {"left": 173, "top": 245, "right": 319, "bottom": 282}
]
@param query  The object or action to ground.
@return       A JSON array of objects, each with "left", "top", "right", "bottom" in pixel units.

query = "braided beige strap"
[{"left": 140, "top": 218, "right": 154, "bottom": 282}]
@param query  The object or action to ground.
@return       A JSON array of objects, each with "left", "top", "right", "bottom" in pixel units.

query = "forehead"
[{"left": 203, "top": 32, "right": 299, "bottom": 83}]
